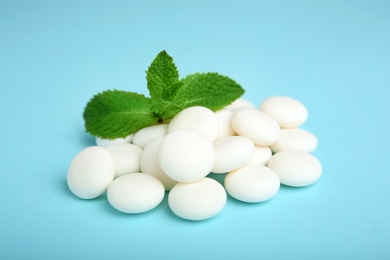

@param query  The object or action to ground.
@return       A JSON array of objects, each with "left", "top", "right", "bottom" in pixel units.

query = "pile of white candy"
[{"left": 67, "top": 96, "right": 322, "bottom": 221}]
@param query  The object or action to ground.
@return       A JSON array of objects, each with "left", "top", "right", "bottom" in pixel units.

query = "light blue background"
[{"left": 1, "top": 0, "right": 389, "bottom": 259}]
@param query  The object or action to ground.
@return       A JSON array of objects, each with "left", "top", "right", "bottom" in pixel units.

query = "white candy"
[
  {"left": 105, "top": 143, "right": 142, "bottom": 178},
  {"left": 159, "top": 129, "right": 215, "bottom": 182},
  {"left": 247, "top": 145, "right": 273, "bottom": 165},
  {"left": 212, "top": 136, "right": 255, "bottom": 173},
  {"left": 259, "top": 96, "right": 308, "bottom": 128},
  {"left": 270, "top": 128, "right": 318, "bottom": 153},
  {"left": 224, "top": 165, "right": 280, "bottom": 203},
  {"left": 140, "top": 137, "right": 178, "bottom": 191},
  {"left": 214, "top": 109, "right": 236, "bottom": 140},
  {"left": 107, "top": 173, "right": 165, "bottom": 214},
  {"left": 70, "top": 94, "right": 322, "bottom": 220},
  {"left": 168, "top": 177, "right": 227, "bottom": 221},
  {"left": 167, "top": 106, "right": 219, "bottom": 142},
  {"left": 67, "top": 146, "right": 115, "bottom": 199},
  {"left": 95, "top": 135, "right": 133, "bottom": 147},
  {"left": 231, "top": 109, "right": 281, "bottom": 146},
  {"left": 225, "top": 98, "right": 256, "bottom": 112},
  {"left": 267, "top": 151, "right": 322, "bottom": 187},
  {"left": 132, "top": 124, "right": 168, "bottom": 148}
]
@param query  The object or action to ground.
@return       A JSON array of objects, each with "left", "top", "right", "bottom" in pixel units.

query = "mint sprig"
[{"left": 83, "top": 50, "right": 245, "bottom": 139}]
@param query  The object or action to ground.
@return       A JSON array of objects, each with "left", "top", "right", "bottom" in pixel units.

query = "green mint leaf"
[
  {"left": 146, "top": 50, "right": 182, "bottom": 102},
  {"left": 83, "top": 51, "right": 246, "bottom": 139},
  {"left": 158, "top": 73, "right": 244, "bottom": 118},
  {"left": 153, "top": 100, "right": 182, "bottom": 121},
  {"left": 83, "top": 90, "right": 158, "bottom": 139}
]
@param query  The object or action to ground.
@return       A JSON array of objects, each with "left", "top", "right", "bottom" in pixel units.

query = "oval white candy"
[
  {"left": 168, "top": 177, "right": 227, "bottom": 221},
  {"left": 95, "top": 135, "right": 133, "bottom": 147},
  {"left": 159, "top": 129, "right": 215, "bottom": 182},
  {"left": 267, "top": 150, "right": 322, "bottom": 187},
  {"left": 105, "top": 143, "right": 143, "bottom": 178},
  {"left": 224, "top": 98, "right": 256, "bottom": 112},
  {"left": 132, "top": 124, "right": 168, "bottom": 148},
  {"left": 231, "top": 109, "right": 281, "bottom": 146},
  {"left": 140, "top": 137, "right": 178, "bottom": 191},
  {"left": 247, "top": 145, "right": 273, "bottom": 165},
  {"left": 167, "top": 106, "right": 219, "bottom": 142},
  {"left": 212, "top": 136, "right": 255, "bottom": 173},
  {"left": 107, "top": 173, "right": 165, "bottom": 214},
  {"left": 270, "top": 128, "right": 318, "bottom": 153},
  {"left": 214, "top": 109, "right": 236, "bottom": 140},
  {"left": 67, "top": 146, "right": 115, "bottom": 199},
  {"left": 259, "top": 96, "right": 308, "bottom": 128},
  {"left": 225, "top": 165, "right": 280, "bottom": 203}
]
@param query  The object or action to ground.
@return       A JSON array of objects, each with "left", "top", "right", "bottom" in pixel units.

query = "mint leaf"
[
  {"left": 146, "top": 50, "right": 182, "bottom": 102},
  {"left": 83, "top": 51, "right": 246, "bottom": 139},
  {"left": 154, "top": 100, "right": 182, "bottom": 121},
  {"left": 157, "top": 73, "right": 245, "bottom": 119},
  {"left": 83, "top": 90, "right": 158, "bottom": 139}
]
